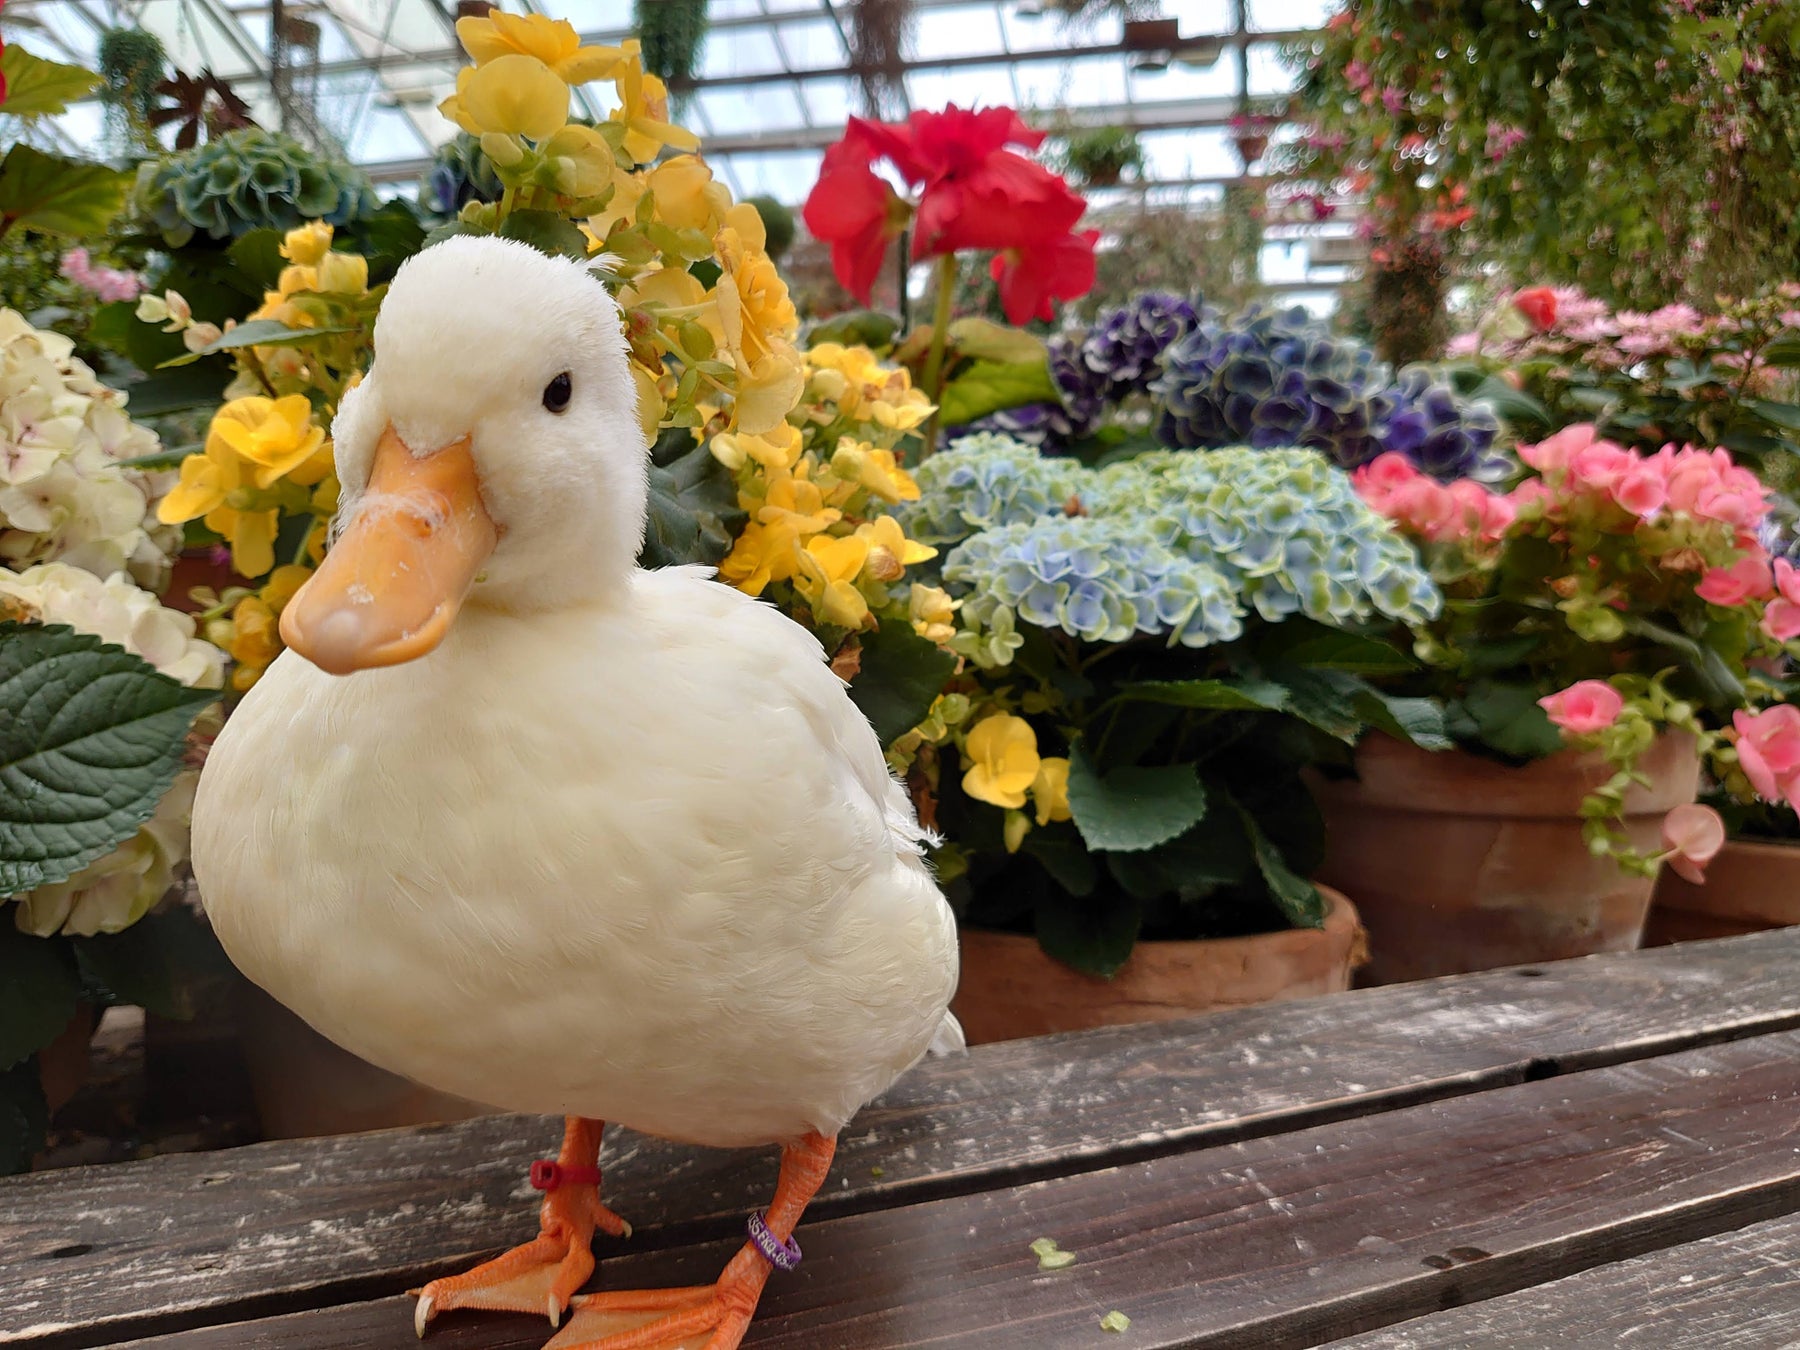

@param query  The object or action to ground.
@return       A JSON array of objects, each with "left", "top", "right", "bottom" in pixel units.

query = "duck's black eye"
[{"left": 543, "top": 371, "right": 572, "bottom": 413}]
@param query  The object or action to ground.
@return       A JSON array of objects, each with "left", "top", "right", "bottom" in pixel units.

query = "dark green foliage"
[{"left": 634, "top": 0, "right": 710, "bottom": 85}]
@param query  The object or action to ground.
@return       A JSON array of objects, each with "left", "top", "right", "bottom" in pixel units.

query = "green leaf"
[
  {"left": 0, "top": 923, "right": 82, "bottom": 1069},
  {"left": 639, "top": 432, "right": 744, "bottom": 571},
  {"left": 1033, "top": 885, "right": 1142, "bottom": 979},
  {"left": 937, "top": 358, "right": 1059, "bottom": 427},
  {"left": 805, "top": 309, "right": 899, "bottom": 352},
  {"left": 158, "top": 319, "right": 359, "bottom": 367},
  {"left": 0, "top": 144, "right": 129, "bottom": 239},
  {"left": 117, "top": 363, "right": 233, "bottom": 416},
  {"left": 0, "top": 1061, "right": 49, "bottom": 1176},
  {"left": 1021, "top": 823, "right": 1099, "bottom": 897},
  {"left": 1113, "top": 677, "right": 1289, "bottom": 712},
  {"left": 1104, "top": 812, "right": 1252, "bottom": 899},
  {"left": 947, "top": 317, "right": 1047, "bottom": 364},
  {"left": 846, "top": 621, "right": 957, "bottom": 747},
  {"left": 1620, "top": 614, "right": 1745, "bottom": 709},
  {"left": 1751, "top": 399, "right": 1800, "bottom": 432},
  {"left": 1271, "top": 666, "right": 1364, "bottom": 743},
  {"left": 1461, "top": 679, "right": 1566, "bottom": 760},
  {"left": 0, "top": 624, "right": 218, "bottom": 897},
  {"left": 1354, "top": 691, "right": 1452, "bottom": 751},
  {"left": 1066, "top": 750, "right": 1210, "bottom": 854},
  {"left": 497, "top": 209, "right": 592, "bottom": 260},
  {"left": 1227, "top": 795, "right": 1326, "bottom": 929},
  {"left": 1759, "top": 330, "right": 1800, "bottom": 367},
  {"left": 226, "top": 228, "right": 288, "bottom": 290},
  {"left": 1260, "top": 622, "right": 1417, "bottom": 674},
  {"left": 0, "top": 47, "right": 101, "bottom": 118}
]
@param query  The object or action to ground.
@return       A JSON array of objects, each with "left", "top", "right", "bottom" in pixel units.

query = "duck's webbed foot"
[
  {"left": 412, "top": 1117, "right": 631, "bottom": 1335},
  {"left": 545, "top": 1132, "right": 836, "bottom": 1350}
]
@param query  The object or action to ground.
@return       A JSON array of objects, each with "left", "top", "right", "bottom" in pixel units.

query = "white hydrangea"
[
  {"left": 2, "top": 562, "right": 225, "bottom": 938},
  {"left": 0, "top": 308, "right": 181, "bottom": 590}
]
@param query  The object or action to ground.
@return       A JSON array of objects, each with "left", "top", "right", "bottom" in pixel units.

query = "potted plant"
[
  {"left": 1057, "top": 125, "right": 1146, "bottom": 189},
  {"left": 1329, "top": 425, "right": 1795, "bottom": 982},
  {"left": 0, "top": 306, "right": 227, "bottom": 1171},
  {"left": 890, "top": 434, "right": 1452, "bottom": 1042}
]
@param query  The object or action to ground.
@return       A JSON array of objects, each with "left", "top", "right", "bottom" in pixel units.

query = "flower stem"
[{"left": 918, "top": 253, "right": 959, "bottom": 460}]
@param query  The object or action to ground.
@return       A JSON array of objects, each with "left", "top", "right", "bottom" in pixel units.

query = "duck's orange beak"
[{"left": 280, "top": 425, "right": 498, "bottom": 675}]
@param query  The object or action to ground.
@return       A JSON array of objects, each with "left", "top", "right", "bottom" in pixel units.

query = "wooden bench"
[{"left": 5, "top": 927, "right": 1800, "bottom": 1349}]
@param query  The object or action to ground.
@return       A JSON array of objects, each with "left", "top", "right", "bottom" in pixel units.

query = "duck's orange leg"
[
  {"left": 544, "top": 1132, "right": 837, "bottom": 1350},
  {"left": 412, "top": 1117, "right": 632, "bottom": 1335}
]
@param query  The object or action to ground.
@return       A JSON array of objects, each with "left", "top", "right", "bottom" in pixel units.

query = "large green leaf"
[
  {"left": 0, "top": 47, "right": 100, "bottom": 118},
  {"left": 498, "top": 209, "right": 591, "bottom": 260},
  {"left": 1760, "top": 330, "right": 1800, "bottom": 368},
  {"left": 1751, "top": 399, "right": 1800, "bottom": 432},
  {"left": 1260, "top": 622, "right": 1418, "bottom": 674},
  {"left": 937, "top": 358, "right": 1059, "bottom": 427},
  {"left": 226, "top": 229, "right": 289, "bottom": 290},
  {"left": 1104, "top": 812, "right": 1252, "bottom": 900},
  {"left": 0, "top": 923, "right": 82, "bottom": 1070},
  {"left": 639, "top": 433, "right": 744, "bottom": 570},
  {"left": 947, "top": 317, "right": 1047, "bottom": 364},
  {"left": 159, "top": 319, "right": 359, "bottom": 367},
  {"left": 1033, "top": 886, "right": 1142, "bottom": 979},
  {"left": 0, "top": 624, "right": 218, "bottom": 897},
  {"left": 1113, "top": 677, "right": 1289, "bottom": 712},
  {"left": 0, "top": 145, "right": 129, "bottom": 239},
  {"left": 1067, "top": 750, "right": 1210, "bottom": 854},
  {"left": 846, "top": 621, "right": 957, "bottom": 747},
  {"left": 1354, "top": 690, "right": 1453, "bottom": 751},
  {"left": 0, "top": 1061, "right": 49, "bottom": 1176},
  {"left": 1235, "top": 802, "right": 1326, "bottom": 929},
  {"left": 1020, "top": 823, "right": 1098, "bottom": 897},
  {"left": 805, "top": 309, "right": 900, "bottom": 351},
  {"left": 1461, "top": 679, "right": 1566, "bottom": 760}
]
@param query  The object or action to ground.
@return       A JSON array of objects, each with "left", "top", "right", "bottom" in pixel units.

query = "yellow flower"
[
  {"left": 854, "top": 515, "right": 936, "bottom": 580},
  {"left": 645, "top": 155, "right": 732, "bottom": 234},
  {"left": 805, "top": 342, "right": 934, "bottom": 432},
  {"left": 719, "top": 521, "right": 798, "bottom": 596},
  {"left": 711, "top": 424, "right": 803, "bottom": 474},
  {"left": 962, "top": 714, "right": 1041, "bottom": 810},
  {"left": 441, "top": 54, "right": 569, "bottom": 140},
  {"left": 715, "top": 204, "right": 803, "bottom": 435},
  {"left": 585, "top": 171, "right": 647, "bottom": 246},
  {"left": 456, "top": 11, "right": 623, "bottom": 83},
  {"left": 542, "top": 124, "right": 615, "bottom": 197},
  {"left": 629, "top": 360, "right": 664, "bottom": 444},
  {"left": 155, "top": 446, "right": 278, "bottom": 580},
  {"left": 228, "top": 595, "right": 280, "bottom": 670},
  {"left": 754, "top": 471, "right": 840, "bottom": 537},
  {"left": 832, "top": 438, "right": 920, "bottom": 503},
  {"left": 612, "top": 40, "right": 700, "bottom": 162},
  {"left": 280, "top": 222, "right": 333, "bottom": 266},
  {"left": 206, "top": 395, "right": 328, "bottom": 490},
  {"left": 1031, "top": 757, "right": 1072, "bottom": 826},
  {"left": 276, "top": 264, "right": 318, "bottom": 298},
  {"left": 259, "top": 564, "right": 313, "bottom": 613},
  {"left": 909, "top": 583, "right": 958, "bottom": 644},
  {"left": 314, "top": 251, "right": 368, "bottom": 295},
  {"left": 796, "top": 534, "right": 873, "bottom": 629}
]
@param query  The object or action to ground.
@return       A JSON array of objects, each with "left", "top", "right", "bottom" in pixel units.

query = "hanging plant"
[
  {"left": 97, "top": 28, "right": 166, "bottom": 157},
  {"left": 851, "top": 0, "right": 914, "bottom": 118},
  {"left": 633, "top": 0, "right": 709, "bottom": 87}
]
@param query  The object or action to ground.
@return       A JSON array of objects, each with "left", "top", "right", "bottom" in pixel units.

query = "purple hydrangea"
[{"left": 1371, "top": 367, "right": 1502, "bottom": 478}]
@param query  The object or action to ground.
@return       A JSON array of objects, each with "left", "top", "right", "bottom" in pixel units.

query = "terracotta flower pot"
[
  {"left": 232, "top": 978, "right": 492, "bottom": 1139},
  {"left": 951, "top": 887, "right": 1367, "bottom": 1045},
  {"left": 1313, "top": 733, "right": 1700, "bottom": 984},
  {"left": 1644, "top": 838, "right": 1800, "bottom": 946}
]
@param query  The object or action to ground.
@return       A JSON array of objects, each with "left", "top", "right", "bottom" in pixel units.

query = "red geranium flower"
[
  {"left": 1513, "top": 285, "right": 1558, "bottom": 331},
  {"left": 991, "top": 229, "right": 1101, "bottom": 325},
  {"left": 802, "top": 102, "right": 1096, "bottom": 321}
]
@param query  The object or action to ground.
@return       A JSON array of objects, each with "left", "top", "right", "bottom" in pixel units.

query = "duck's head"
[{"left": 280, "top": 236, "right": 645, "bottom": 675}]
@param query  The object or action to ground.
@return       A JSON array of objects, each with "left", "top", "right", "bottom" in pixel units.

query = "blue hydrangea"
[
  {"left": 1151, "top": 305, "right": 1497, "bottom": 480},
  {"left": 944, "top": 518, "right": 1245, "bottom": 649},
  {"left": 1087, "top": 447, "right": 1442, "bottom": 626},
  {"left": 899, "top": 432, "right": 1085, "bottom": 547}
]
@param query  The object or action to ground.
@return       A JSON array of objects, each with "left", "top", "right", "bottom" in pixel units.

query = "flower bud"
[{"left": 480, "top": 132, "right": 526, "bottom": 167}]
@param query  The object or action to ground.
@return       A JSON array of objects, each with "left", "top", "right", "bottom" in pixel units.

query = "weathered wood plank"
[
  {"left": 103, "top": 1026, "right": 1800, "bottom": 1350},
  {"left": 1322, "top": 1210, "right": 1800, "bottom": 1348},
  {"left": 8, "top": 928, "right": 1800, "bottom": 1347}
]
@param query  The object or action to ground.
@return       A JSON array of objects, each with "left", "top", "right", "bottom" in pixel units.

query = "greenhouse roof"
[{"left": 3, "top": 0, "right": 1350, "bottom": 301}]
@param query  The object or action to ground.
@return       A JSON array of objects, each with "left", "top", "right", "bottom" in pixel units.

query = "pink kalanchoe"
[
  {"left": 1538, "top": 680, "right": 1626, "bottom": 737},
  {"left": 1732, "top": 705, "right": 1800, "bottom": 808},
  {"left": 1660, "top": 803, "right": 1726, "bottom": 884},
  {"left": 1763, "top": 558, "right": 1800, "bottom": 642},
  {"left": 1696, "top": 552, "right": 1776, "bottom": 607},
  {"left": 1517, "top": 423, "right": 1598, "bottom": 475},
  {"left": 1566, "top": 439, "right": 1636, "bottom": 493},
  {"left": 1611, "top": 463, "right": 1668, "bottom": 518},
  {"left": 1352, "top": 453, "right": 1511, "bottom": 543}
]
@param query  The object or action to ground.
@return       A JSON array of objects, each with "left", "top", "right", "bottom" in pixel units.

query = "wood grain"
[
  {"left": 103, "top": 1026, "right": 1800, "bottom": 1350},
  {"left": 8, "top": 928, "right": 1800, "bottom": 1347},
  {"left": 1322, "top": 1209, "right": 1800, "bottom": 1348}
]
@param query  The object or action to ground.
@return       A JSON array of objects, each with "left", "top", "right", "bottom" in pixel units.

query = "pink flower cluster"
[
  {"left": 58, "top": 248, "right": 143, "bottom": 303},
  {"left": 1484, "top": 122, "right": 1527, "bottom": 161},
  {"left": 1734, "top": 705, "right": 1800, "bottom": 814},
  {"left": 1538, "top": 680, "right": 1623, "bottom": 735},
  {"left": 1351, "top": 453, "right": 1515, "bottom": 543},
  {"left": 1516, "top": 425, "right": 1769, "bottom": 531},
  {"left": 1703, "top": 557, "right": 1800, "bottom": 640}
]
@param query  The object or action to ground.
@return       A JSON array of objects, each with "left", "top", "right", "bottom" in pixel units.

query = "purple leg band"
[{"left": 746, "top": 1211, "right": 802, "bottom": 1271}]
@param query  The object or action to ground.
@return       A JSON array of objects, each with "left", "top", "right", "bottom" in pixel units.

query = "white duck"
[{"left": 193, "top": 236, "right": 961, "bottom": 1350}]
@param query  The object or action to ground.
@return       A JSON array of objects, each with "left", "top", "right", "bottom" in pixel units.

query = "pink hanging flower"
[
  {"left": 1763, "top": 559, "right": 1800, "bottom": 642},
  {"left": 1660, "top": 803, "right": 1726, "bottom": 884},
  {"left": 1733, "top": 705, "right": 1800, "bottom": 808},
  {"left": 1696, "top": 552, "right": 1776, "bottom": 607},
  {"left": 1538, "top": 680, "right": 1625, "bottom": 736}
]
